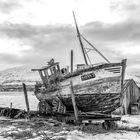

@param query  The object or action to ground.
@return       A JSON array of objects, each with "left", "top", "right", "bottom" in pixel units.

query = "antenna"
[{"left": 72, "top": 11, "right": 88, "bottom": 65}]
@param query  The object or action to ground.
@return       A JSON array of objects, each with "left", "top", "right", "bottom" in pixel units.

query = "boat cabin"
[{"left": 32, "top": 59, "right": 61, "bottom": 89}]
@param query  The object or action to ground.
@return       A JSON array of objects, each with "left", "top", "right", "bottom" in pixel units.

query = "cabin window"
[
  {"left": 56, "top": 65, "right": 60, "bottom": 71},
  {"left": 61, "top": 68, "right": 67, "bottom": 74},
  {"left": 52, "top": 67, "right": 56, "bottom": 73},
  {"left": 53, "top": 66, "right": 59, "bottom": 73},
  {"left": 44, "top": 70, "right": 48, "bottom": 76},
  {"left": 48, "top": 69, "right": 51, "bottom": 76},
  {"left": 50, "top": 68, "right": 54, "bottom": 74},
  {"left": 42, "top": 71, "right": 46, "bottom": 77}
]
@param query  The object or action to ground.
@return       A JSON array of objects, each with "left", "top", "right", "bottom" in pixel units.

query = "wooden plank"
[
  {"left": 22, "top": 83, "right": 30, "bottom": 113},
  {"left": 70, "top": 81, "right": 79, "bottom": 122},
  {"left": 10, "top": 102, "right": 12, "bottom": 110},
  {"left": 121, "top": 59, "right": 127, "bottom": 94}
]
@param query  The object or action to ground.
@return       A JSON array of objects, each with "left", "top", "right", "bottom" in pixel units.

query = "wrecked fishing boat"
[{"left": 32, "top": 13, "right": 127, "bottom": 115}]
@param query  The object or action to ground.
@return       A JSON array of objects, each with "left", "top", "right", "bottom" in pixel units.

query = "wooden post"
[
  {"left": 121, "top": 59, "right": 127, "bottom": 92},
  {"left": 9, "top": 102, "right": 13, "bottom": 118},
  {"left": 70, "top": 81, "right": 78, "bottom": 123},
  {"left": 22, "top": 83, "right": 30, "bottom": 113},
  {"left": 10, "top": 102, "right": 12, "bottom": 109},
  {"left": 71, "top": 50, "right": 73, "bottom": 73},
  {"left": 120, "top": 59, "right": 127, "bottom": 107}
]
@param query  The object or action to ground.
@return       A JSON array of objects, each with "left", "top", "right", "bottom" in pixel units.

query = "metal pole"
[
  {"left": 71, "top": 50, "right": 73, "bottom": 73},
  {"left": 22, "top": 83, "right": 30, "bottom": 113}
]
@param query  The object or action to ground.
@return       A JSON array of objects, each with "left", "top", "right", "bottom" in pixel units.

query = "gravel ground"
[{"left": 0, "top": 115, "right": 140, "bottom": 140}]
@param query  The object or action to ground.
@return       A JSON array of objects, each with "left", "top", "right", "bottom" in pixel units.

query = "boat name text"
[{"left": 81, "top": 72, "right": 95, "bottom": 81}]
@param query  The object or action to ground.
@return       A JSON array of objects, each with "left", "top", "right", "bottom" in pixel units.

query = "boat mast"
[{"left": 73, "top": 11, "right": 88, "bottom": 65}]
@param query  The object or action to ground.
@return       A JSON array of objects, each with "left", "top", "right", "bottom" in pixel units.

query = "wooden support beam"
[
  {"left": 121, "top": 59, "right": 127, "bottom": 92},
  {"left": 70, "top": 81, "right": 79, "bottom": 123},
  {"left": 22, "top": 83, "right": 30, "bottom": 113},
  {"left": 120, "top": 59, "right": 127, "bottom": 106},
  {"left": 10, "top": 102, "right": 12, "bottom": 110}
]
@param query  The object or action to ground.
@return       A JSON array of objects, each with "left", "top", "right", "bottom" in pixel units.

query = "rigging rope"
[{"left": 80, "top": 34, "right": 110, "bottom": 63}]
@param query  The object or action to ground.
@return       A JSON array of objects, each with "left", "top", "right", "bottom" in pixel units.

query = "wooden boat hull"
[
  {"left": 61, "top": 93, "right": 121, "bottom": 113},
  {"left": 34, "top": 60, "right": 126, "bottom": 114},
  {"left": 35, "top": 91, "right": 121, "bottom": 114}
]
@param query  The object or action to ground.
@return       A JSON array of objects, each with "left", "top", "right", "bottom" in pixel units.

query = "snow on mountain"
[
  {"left": 0, "top": 64, "right": 140, "bottom": 87},
  {"left": 0, "top": 65, "right": 41, "bottom": 85}
]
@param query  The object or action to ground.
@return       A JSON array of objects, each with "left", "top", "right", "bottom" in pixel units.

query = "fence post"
[{"left": 22, "top": 83, "right": 30, "bottom": 113}]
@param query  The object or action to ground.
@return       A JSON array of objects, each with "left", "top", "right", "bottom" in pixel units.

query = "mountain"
[
  {"left": 0, "top": 65, "right": 40, "bottom": 86},
  {"left": 0, "top": 65, "right": 140, "bottom": 90}
]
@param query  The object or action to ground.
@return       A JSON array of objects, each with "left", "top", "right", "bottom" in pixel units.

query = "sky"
[{"left": 0, "top": 0, "right": 140, "bottom": 76}]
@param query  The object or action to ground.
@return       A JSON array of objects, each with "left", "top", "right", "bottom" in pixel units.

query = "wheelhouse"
[{"left": 32, "top": 59, "right": 61, "bottom": 89}]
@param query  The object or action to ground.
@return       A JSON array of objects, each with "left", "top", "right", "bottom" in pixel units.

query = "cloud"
[
  {"left": 0, "top": 23, "right": 75, "bottom": 51},
  {"left": 81, "top": 19, "right": 140, "bottom": 60},
  {"left": 110, "top": 0, "right": 140, "bottom": 21},
  {"left": 1, "top": 18, "right": 140, "bottom": 48},
  {"left": 0, "top": 23, "right": 82, "bottom": 67},
  {"left": 0, "top": 0, "right": 139, "bottom": 76},
  {"left": 0, "top": 13, "right": 140, "bottom": 74},
  {"left": 83, "top": 20, "right": 140, "bottom": 43},
  {"left": 81, "top": 19, "right": 140, "bottom": 74},
  {"left": 0, "top": 37, "right": 31, "bottom": 57},
  {"left": 0, "top": 23, "right": 73, "bottom": 38},
  {"left": 0, "top": 0, "right": 129, "bottom": 25},
  {"left": 0, "top": 53, "right": 21, "bottom": 64},
  {"left": 0, "top": 0, "right": 21, "bottom": 14},
  {"left": 113, "top": 44, "right": 140, "bottom": 55}
]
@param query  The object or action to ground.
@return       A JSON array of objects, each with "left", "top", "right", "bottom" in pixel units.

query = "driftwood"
[
  {"left": 0, "top": 107, "right": 27, "bottom": 118},
  {"left": 0, "top": 107, "right": 43, "bottom": 119}
]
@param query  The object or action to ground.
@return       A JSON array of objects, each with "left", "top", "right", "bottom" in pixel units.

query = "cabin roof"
[
  {"left": 123, "top": 79, "right": 132, "bottom": 93},
  {"left": 123, "top": 79, "right": 139, "bottom": 93},
  {"left": 31, "top": 62, "right": 59, "bottom": 71}
]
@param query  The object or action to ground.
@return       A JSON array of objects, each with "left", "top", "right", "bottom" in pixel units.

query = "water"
[{"left": 0, "top": 92, "right": 39, "bottom": 111}]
